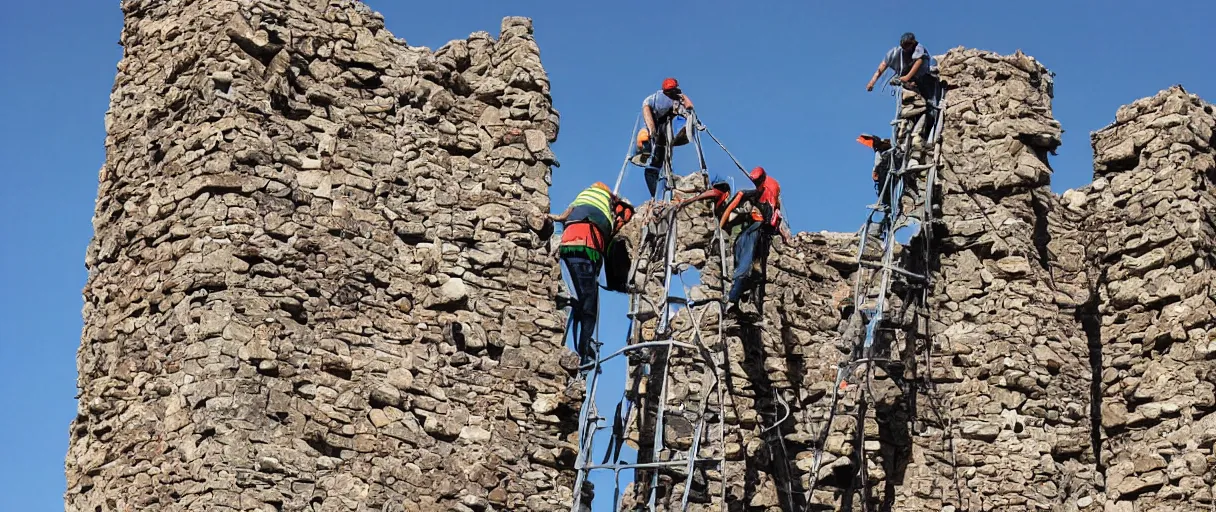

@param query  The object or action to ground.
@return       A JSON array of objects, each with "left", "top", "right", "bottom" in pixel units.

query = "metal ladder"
[
  {"left": 801, "top": 80, "right": 947, "bottom": 511},
  {"left": 570, "top": 108, "right": 731, "bottom": 512}
]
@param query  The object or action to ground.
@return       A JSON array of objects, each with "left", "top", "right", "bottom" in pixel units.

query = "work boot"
[
  {"left": 741, "top": 303, "right": 768, "bottom": 326},
  {"left": 724, "top": 300, "right": 742, "bottom": 318},
  {"left": 631, "top": 140, "right": 653, "bottom": 167}
]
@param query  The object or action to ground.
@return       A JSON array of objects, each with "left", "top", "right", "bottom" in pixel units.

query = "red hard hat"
[
  {"left": 748, "top": 166, "right": 766, "bottom": 181},
  {"left": 662, "top": 78, "right": 679, "bottom": 91}
]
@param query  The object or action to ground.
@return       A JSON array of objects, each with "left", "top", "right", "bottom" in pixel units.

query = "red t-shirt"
[{"left": 758, "top": 176, "right": 780, "bottom": 210}]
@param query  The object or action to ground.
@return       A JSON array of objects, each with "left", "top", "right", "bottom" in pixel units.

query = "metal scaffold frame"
[
  {"left": 801, "top": 78, "right": 947, "bottom": 511},
  {"left": 569, "top": 106, "right": 735, "bottom": 512},
  {"left": 568, "top": 76, "right": 947, "bottom": 512}
]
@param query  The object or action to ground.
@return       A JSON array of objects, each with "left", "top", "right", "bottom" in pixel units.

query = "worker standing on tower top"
[
  {"left": 632, "top": 78, "right": 695, "bottom": 200},
  {"left": 867, "top": 32, "right": 939, "bottom": 104},
  {"left": 717, "top": 167, "right": 791, "bottom": 318},
  {"left": 549, "top": 182, "right": 635, "bottom": 367}
]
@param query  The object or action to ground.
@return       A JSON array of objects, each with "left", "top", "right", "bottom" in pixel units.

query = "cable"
[{"left": 702, "top": 124, "right": 748, "bottom": 175}]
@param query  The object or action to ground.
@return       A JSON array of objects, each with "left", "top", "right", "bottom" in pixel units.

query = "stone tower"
[
  {"left": 66, "top": 1, "right": 575, "bottom": 510},
  {"left": 1085, "top": 86, "right": 1216, "bottom": 511}
]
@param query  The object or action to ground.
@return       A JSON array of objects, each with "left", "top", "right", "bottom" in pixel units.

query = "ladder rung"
[
  {"left": 686, "top": 297, "right": 721, "bottom": 308},
  {"left": 858, "top": 260, "right": 927, "bottom": 282},
  {"left": 892, "top": 164, "right": 932, "bottom": 177}
]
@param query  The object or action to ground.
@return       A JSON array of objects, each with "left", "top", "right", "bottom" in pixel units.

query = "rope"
[{"left": 703, "top": 125, "right": 748, "bottom": 175}]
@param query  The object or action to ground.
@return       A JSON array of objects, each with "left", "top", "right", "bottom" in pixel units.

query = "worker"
[
  {"left": 632, "top": 78, "right": 695, "bottom": 200},
  {"left": 549, "top": 182, "right": 635, "bottom": 366},
  {"left": 718, "top": 167, "right": 791, "bottom": 316},
  {"left": 866, "top": 32, "right": 938, "bottom": 104},
  {"left": 857, "top": 134, "right": 901, "bottom": 209}
]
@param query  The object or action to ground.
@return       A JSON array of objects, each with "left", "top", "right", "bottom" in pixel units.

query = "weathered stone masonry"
[
  {"left": 68, "top": 2, "right": 1216, "bottom": 511},
  {"left": 908, "top": 48, "right": 1100, "bottom": 511},
  {"left": 68, "top": 2, "right": 574, "bottom": 511},
  {"left": 1085, "top": 86, "right": 1216, "bottom": 511},
  {"left": 617, "top": 52, "right": 1216, "bottom": 512}
]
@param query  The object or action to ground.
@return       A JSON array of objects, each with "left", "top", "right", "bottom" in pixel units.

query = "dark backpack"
[{"left": 603, "top": 235, "right": 633, "bottom": 293}]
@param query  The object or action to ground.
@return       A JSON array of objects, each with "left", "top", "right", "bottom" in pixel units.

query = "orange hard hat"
[
  {"left": 662, "top": 78, "right": 679, "bottom": 91},
  {"left": 748, "top": 166, "right": 766, "bottom": 182},
  {"left": 637, "top": 128, "right": 650, "bottom": 144},
  {"left": 614, "top": 200, "right": 635, "bottom": 224},
  {"left": 859, "top": 134, "right": 892, "bottom": 151}
]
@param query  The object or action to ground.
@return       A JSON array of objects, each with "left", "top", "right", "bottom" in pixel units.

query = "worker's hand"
[
  {"left": 866, "top": 81, "right": 875, "bottom": 92},
  {"left": 899, "top": 75, "right": 913, "bottom": 84}
]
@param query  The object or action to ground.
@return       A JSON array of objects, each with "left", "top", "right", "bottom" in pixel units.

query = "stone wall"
[
  {"left": 1086, "top": 86, "right": 1216, "bottom": 511},
  {"left": 65, "top": 2, "right": 573, "bottom": 511},
  {"left": 621, "top": 51, "right": 1216, "bottom": 512},
  {"left": 901, "top": 48, "right": 1101, "bottom": 511},
  {"left": 627, "top": 49, "right": 1109, "bottom": 512},
  {"left": 612, "top": 173, "right": 856, "bottom": 511}
]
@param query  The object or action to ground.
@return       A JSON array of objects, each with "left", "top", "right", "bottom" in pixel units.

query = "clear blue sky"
[{"left": 1, "top": 1, "right": 1212, "bottom": 510}]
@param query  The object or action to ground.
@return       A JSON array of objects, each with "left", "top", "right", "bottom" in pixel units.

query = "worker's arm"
[
  {"left": 642, "top": 102, "right": 656, "bottom": 137},
  {"left": 719, "top": 190, "right": 760, "bottom": 229},
  {"left": 900, "top": 59, "right": 923, "bottom": 83},
  {"left": 675, "top": 189, "right": 720, "bottom": 212},
  {"left": 867, "top": 61, "right": 889, "bottom": 91},
  {"left": 774, "top": 195, "right": 792, "bottom": 243},
  {"left": 548, "top": 205, "right": 574, "bottom": 223},
  {"left": 719, "top": 192, "right": 744, "bottom": 229}
]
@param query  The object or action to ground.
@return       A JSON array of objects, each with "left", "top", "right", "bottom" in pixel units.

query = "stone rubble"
[{"left": 68, "top": 2, "right": 1216, "bottom": 511}]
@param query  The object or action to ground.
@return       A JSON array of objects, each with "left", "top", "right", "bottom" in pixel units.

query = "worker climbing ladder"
[
  {"left": 801, "top": 79, "right": 948, "bottom": 511},
  {"left": 569, "top": 107, "right": 735, "bottom": 511}
]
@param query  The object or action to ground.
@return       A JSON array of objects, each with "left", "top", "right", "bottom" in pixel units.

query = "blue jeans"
[
  {"left": 562, "top": 253, "right": 602, "bottom": 363},
  {"left": 914, "top": 74, "right": 940, "bottom": 108},
  {"left": 727, "top": 223, "right": 763, "bottom": 303},
  {"left": 643, "top": 116, "right": 689, "bottom": 198},
  {"left": 644, "top": 167, "right": 666, "bottom": 199}
]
